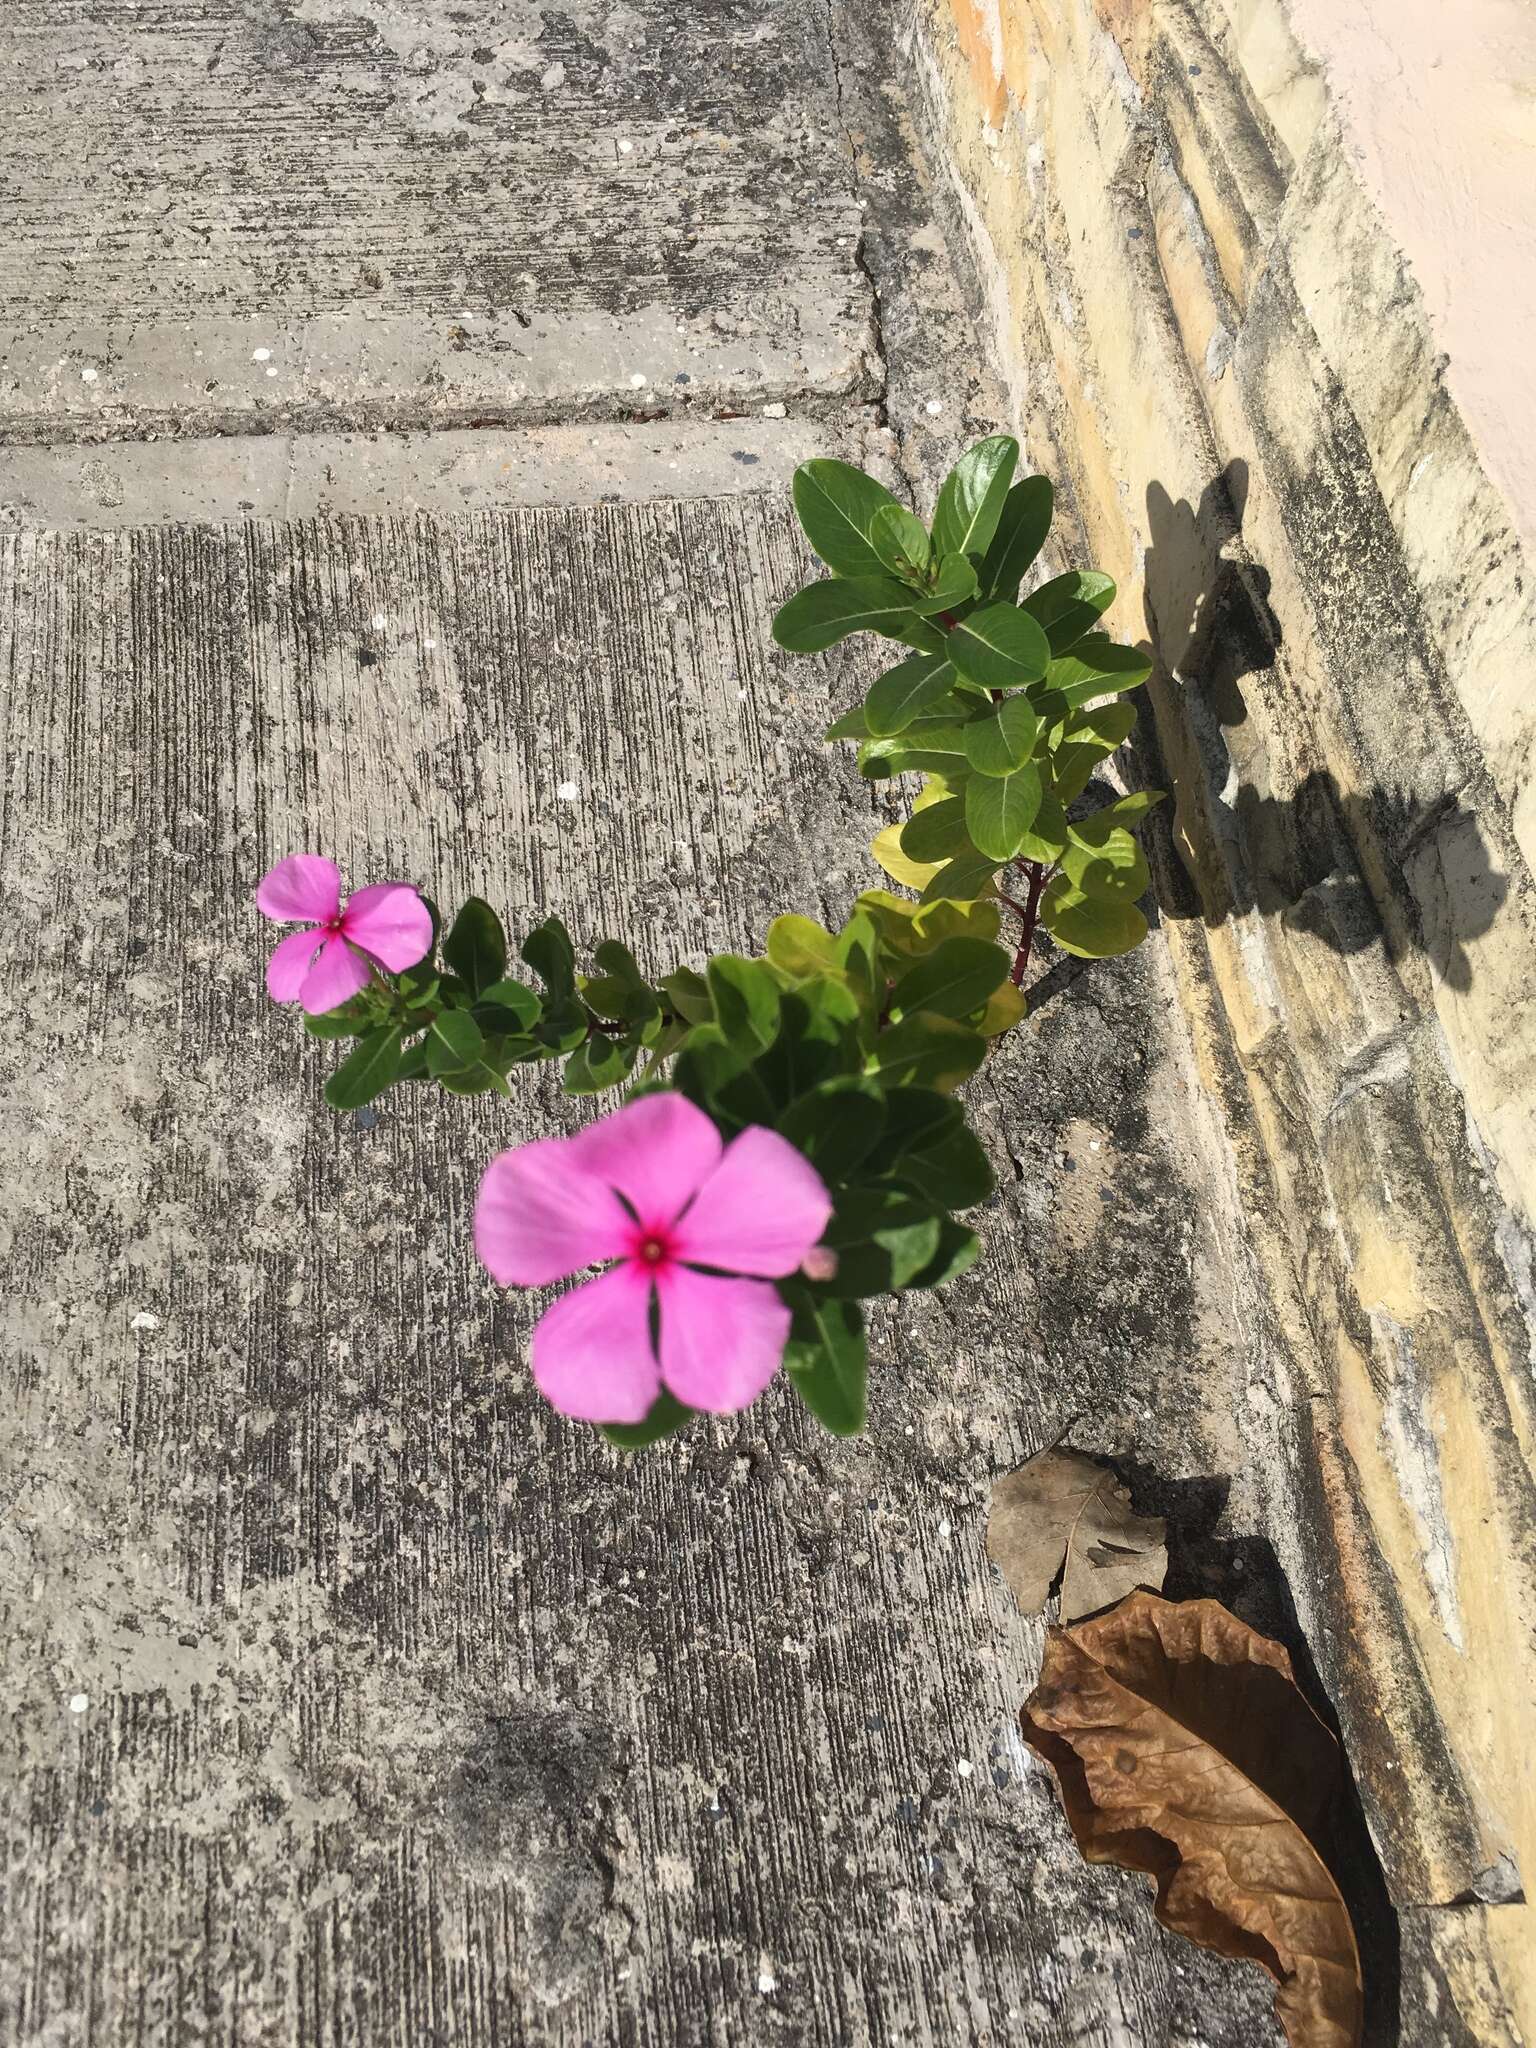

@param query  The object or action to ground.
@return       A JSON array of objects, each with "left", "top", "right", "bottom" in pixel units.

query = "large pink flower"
[
  {"left": 475, "top": 1092, "right": 833, "bottom": 1423},
  {"left": 256, "top": 854, "right": 433, "bottom": 1014}
]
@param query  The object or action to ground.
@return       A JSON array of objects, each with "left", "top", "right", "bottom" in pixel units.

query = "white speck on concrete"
[
  {"left": 629, "top": 372, "right": 647, "bottom": 388},
  {"left": 540, "top": 62, "right": 565, "bottom": 90},
  {"left": 129, "top": 1310, "right": 160, "bottom": 1332},
  {"left": 265, "top": 366, "right": 278, "bottom": 377},
  {"left": 80, "top": 366, "right": 99, "bottom": 383},
  {"left": 618, "top": 138, "right": 633, "bottom": 154},
  {"left": 957, "top": 1757, "right": 973, "bottom": 1777},
  {"left": 252, "top": 347, "right": 272, "bottom": 362},
  {"left": 925, "top": 399, "right": 943, "bottom": 415},
  {"left": 937, "top": 1516, "right": 952, "bottom": 1538},
  {"left": 757, "top": 1965, "right": 777, "bottom": 1995},
  {"left": 761, "top": 401, "right": 787, "bottom": 418},
  {"left": 68, "top": 1693, "right": 89, "bottom": 1713},
  {"left": 423, "top": 638, "right": 436, "bottom": 650},
  {"left": 557, "top": 781, "right": 579, "bottom": 801},
  {"left": 371, "top": 613, "right": 388, "bottom": 630}
]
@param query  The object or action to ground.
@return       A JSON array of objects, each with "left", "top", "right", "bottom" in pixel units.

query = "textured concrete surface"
[
  {"left": 904, "top": 0, "right": 1536, "bottom": 2035},
  {"left": 0, "top": 1, "right": 1398, "bottom": 2045}
]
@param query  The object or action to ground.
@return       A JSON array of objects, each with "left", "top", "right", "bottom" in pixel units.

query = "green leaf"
[
  {"left": 931, "top": 435, "right": 1019, "bottom": 561},
  {"left": 978, "top": 476, "right": 1054, "bottom": 601},
  {"left": 522, "top": 916, "right": 576, "bottom": 998},
  {"left": 863, "top": 1086, "right": 962, "bottom": 1169},
  {"left": 442, "top": 897, "right": 506, "bottom": 996},
  {"left": 1061, "top": 699, "right": 1139, "bottom": 752},
  {"left": 867, "top": 1013, "right": 987, "bottom": 1090},
  {"left": 304, "top": 1000, "right": 373, "bottom": 1040},
  {"left": 907, "top": 1217, "right": 982, "bottom": 1290},
  {"left": 477, "top": 977, "right": 543, "bottom": 1031},
  {"left": 755, "top": 980, "right": 863, "bottom": 1106},
  {"left": 1023, "top": 571, "right": 1116, "bottom": 655},
  {"left": 824, "top": 1183, "right": 935, "bottom": 1247},
  {"left": 593, "top": 939, "right": 647, "bottom": 987},
  {"left": 563, "top": 1034, "right": 636, "bottom": 1093},
  {"left": 706, "top": 955, "right": 782, "bottom": 1054},
  {"left": 396, "top": 1036, "right": 431, "bottom": 1080},
  {"left": 857, "top": 719, "right": 972, "bottom": 778},
  {"left": 888, "top": 934, "right": 1009, "bottom": 1021},
  {"left": 600, "top": 1387, "right": 697, "bottom": 1451},
  {"left": 824, "top": 701, "right": 871, "bottom": 741},
  {"left": 1041, "top": 878, "right": 1149, "bottom": 957},
  {"left": 324, "top": 1026, "right": 403, "bottom": 1111},
  {"left": 918, "top": 850, "right": 1001, "bottom": 906},
  {"left": 899, "top": 795, "right": 974, "bottom": 866},
  {"left": 773, "top": 575, "right": 927, "bottom": 653},
  {"left": 890, "top": 614, "right": 949, "bottom": 656},
  {"left": 864, "top": 650, "right": 957, "bottom": 738},
  {"left": 776, "top": 1077, "right": 887, "bottom": 1183},
  {"left": 765, "top": 914, "right": 840, "bottom": 980},
  {"left": 1061, "top": 814, "right": 1152, "bottom": 903},
  {"left": 911, "top": 553, "right": 980, "bottom": 616},
  {"left": 792, "top": 460, "right": 900, "bottom": 576},
  {"left": 783, "top": 1293, "right": 868, "bottom": 1436},
  {"left": 892, "top": 1120, "right": 995, "bottom": 1209},
  {"left": 1015, "top": 786, "right": 1070, "bottom": 863},
  {"left": 946, "top": 602, "right": 1052, "bottom": 688},
  {"left": 965, "top": 760, "right": 1044, "bottom": 861},
  {"left": 869, "top": 502, "right": 933, "bottom": 582},
  {"left": 672, "top": 1025, "right": 775, "bottom": 1133},
  {"left": 427, "top": 1008, "right": 485, "bottom": 1075},
  {"left": 658, "top": 964, "right": 713, "bottom": 1025},
  {"left": 1048, "top": 634, "right": 1152, "bottom": 707},
  {"left": 963, "top": 695, "right": 1041, "bottom": 776}
]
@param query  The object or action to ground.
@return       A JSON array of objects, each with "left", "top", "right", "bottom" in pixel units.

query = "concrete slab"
[
  {"left": 0, "top": 0, "right": 876, "bottom": 442},
  {"left": 0, "top": 497, "right": 1283, "bottom": 2044}
]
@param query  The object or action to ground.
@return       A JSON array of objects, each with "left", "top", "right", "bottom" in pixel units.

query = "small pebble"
[
  {"left": 617, "top": 138, "right": 633, "bottom": 154},
  {"left": 371, "top": 613, "right": 388, "bottom": 630},
  {"left": 957, "top": 1758, "right": 973, "bottom": 1778},
  {"left": 540, "top": 61, "right": 565, "bottom": 90},
  {"left": 761, "top": 401, "right": 787, "bottom": 419},
  {"left": 757, "top": 1969, "right": 777, "bottom": 1995},
  {"left": 937, "top": 1516, "right": 953, "bottom": 1538},
  {"left": 925, "top": 399, "right": 943, "bottom": 415},
  {"left": 629, "top": 371, "right": 647, "bottom": 388},
  {"left": 68, "top": 1694, "right": 89, "bottom": 1713},
  {"left": 252, "top": 347, "right": 272, "bottom": 362},
  {"left": 557, "top": 780, "right": 579, "bottom": 801},
  {"left": 80, "top": 366, "right": 99, "bottom": 383}
]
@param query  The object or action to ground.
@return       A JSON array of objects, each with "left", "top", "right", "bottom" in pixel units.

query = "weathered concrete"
[
  {"left": 0, "top": 0, "right": 876, "bottom": 440},
  {"left": 901, "top": 0, "right": 1536, "bottom": 2034}
]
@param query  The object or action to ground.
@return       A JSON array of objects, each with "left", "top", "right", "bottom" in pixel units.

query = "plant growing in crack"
[{"left": 258, "top": 435, "right": 1161, "bottom": 1451}]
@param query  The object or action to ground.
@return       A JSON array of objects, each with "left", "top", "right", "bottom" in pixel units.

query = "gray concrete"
[{"left": 0, "top": 2, "right": 1321, "bottom": 2044}]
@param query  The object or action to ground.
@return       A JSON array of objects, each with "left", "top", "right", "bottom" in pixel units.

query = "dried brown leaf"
[
  {"left": 1022, "top": 1591, "right": 1363, "bottom": 2048},
  {"left": 987, "top": 1447, "right": 1167, "bottom": 1620}
]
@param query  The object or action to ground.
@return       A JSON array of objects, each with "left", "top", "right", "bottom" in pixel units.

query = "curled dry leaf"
[
  {"left": 1022, "top": 1591, "right": 1363, "bottom": 2048},
  {"left": 987, "top": 1447, "right": 1167, "bottom": 1620}
]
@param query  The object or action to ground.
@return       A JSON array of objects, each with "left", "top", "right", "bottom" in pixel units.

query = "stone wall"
[{"left": 902, "top": 0, "right": 1536, "bottom": 2032}]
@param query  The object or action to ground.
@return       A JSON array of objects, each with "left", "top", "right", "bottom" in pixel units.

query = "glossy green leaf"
[
  {"left": 600, "top": 1388, "right": 697, "bottom": 1451},
  {"left": 888, "top": 935, "right": 1009, "bottom": 1021},
  {"left": 890, "top": 614, "right": 948, "bottom": 656},
  {"left": 858, "top": 719, "right": 972, "bottom": 777},
  {"left": 1015, "top": 786, "right": 1070, "bottom": 863},
  {"left": 776, "top": 1076, "right": 887, "bottom": 1183},
  {"left": 521, "top": 916, "right": 576, "bottom": 997},
  {"left": 824, "top": 701, "right": 871, "bottom": 740},
  {"left": 963, "top": 694, "right": 1041, "bottom": 776},
  {"left": 892, "top": 1120, "right": 995, "bottom": 1209},
  {"left": 304, "top": 1001, "right": 373, "bottom": 1040},
  {"left": 1023, "top": 571, "right": 1116, "bottom": 655},
  {"left": 1060, "top": 699, "right": 1139, "bottom": 752},
  {"left": 1048, "top": 633, "right": 1152, "bottom": 707},
  {"left": 1061, "top": 815, "right": 1152, "bottom": 903},
  {"left": 862, "top": 1085, "right": 962, "bottom": 1171},
  {"left": 869, "top": 502, "right": 933, "bottom": 582},
  {"left": 918, "top": 850, "right": 1001, "bottom": 906},
  {"left": 396, "top": 1036, "right": 431, "bottom": 1080},
  {"left": 783, "top": 1293, "right": 868, "bottom": 1436},
  {"left": 824, "top": 1182, "right": 936, "bottom": 1247},
  {"left": 707, "top": 955, "right": 782, "bottom": 1054},
  {"left": 535, "top": 993, "right": 590, "bottom": 1053},
  {"left": 593, "top": 939, "right": 646, "bottom": 986},
  {"left": 1041, "top": 878, "right": 1149, "bottom": 957},
  {"left": 899, "top": 795, "right": 974, "bottom": 866},
  {"left": 865, "top": 651, "right": 956, "bottom": 737},
  {"left": 911, "top": 553, "right": 980, "bottom": 616},
  {"left": 907, "top": 1217, "right": 982, "bottom": 1290},
  {"left": 946, "top": 602, "right": 1052, "bottom": 688},
  {"left": 324, "top": 1026, "right": 403, "bottom": 1111},
  {"left": 965, "top": 760, "right": 1044, "bottom": 861},
  {"left": 931, "top": 435, "right": 1019, "bottom": 562},
  {"left": 658, "top": 964, "right": 713, "bottom": 1025},
  {"left": 792, "top": 460, "right": 900, "bottom": 576},
  {"left": 773, "top": 576, "right": 925, "bottom": 653},
  {"left": 427, "top": 1008, "right": 484, "bottom": 1075},
  {"left": 477, "top": 977, "right": 543, "bottom": 1030},
  {"left": 563, "top": 1034, "right": 636, "bottom": 1094},
  {"left": 978, "top": 475, "right": 1054, "bottom": 601},
  {"left": 765, "top": 914, "right": 840, "bottom": 980},
  {"left": 443, "top": 897, "right": 506, "bottom": 996},
  {"left": 756, "top": 979, "right": 863, "bottom": 1105},
  {"left": 866, "top": 1013, "right": 987, "bottom": 1090}
]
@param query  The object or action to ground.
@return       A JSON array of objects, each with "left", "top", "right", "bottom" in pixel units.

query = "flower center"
[{"left": 637, "top": 1235, "right": 667, "bottom": 1265}]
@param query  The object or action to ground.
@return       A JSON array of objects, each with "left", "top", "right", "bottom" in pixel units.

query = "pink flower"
[
  {"left": 256, "top": 854, "right": 433, "bottom": 1015},
  {"left": 475, "top": 1092, "right": 833, "bottom": 1423}
]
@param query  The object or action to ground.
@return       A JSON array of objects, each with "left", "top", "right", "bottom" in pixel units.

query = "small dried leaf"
[
  {"left": 987, "top": 1447, "right": 1167, "bottom": 1620},
  {"left": 1022, "top": 1592, "right": 1363, "bottom": 2048}
]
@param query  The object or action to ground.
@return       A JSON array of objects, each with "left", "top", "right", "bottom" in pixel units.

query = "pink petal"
[
  {"left": 475, "top": 1138, "right": 635, "bottom": 1287},
  {"left": 256, "top": 855, "right": 342, "bottom": 925},
  {"left": 266, "top": 927, "right": 321, "bottom": 1003},
  {"left": 567, "top": 1091, "right": 722, "bottom": 1231},
  {"left": 340, "top": 883, "right": 433, "bottom": 972},
  {"left": 530, "top": 1264, "right": 661, "bottom": 1423},
  {"left": 299, "top": 935, "right": 372, "bottom": 1015},
  {"left": 671, "top": 1126, "right": 832, "bottom": 1277},
  {"left": 655, "top": 1267, "right": 789, "bottom": 1413}
]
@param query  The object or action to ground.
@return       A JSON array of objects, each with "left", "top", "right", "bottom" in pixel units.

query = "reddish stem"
[{"left": 1009, "top": 861, "right": 1047, "bottom": 987}]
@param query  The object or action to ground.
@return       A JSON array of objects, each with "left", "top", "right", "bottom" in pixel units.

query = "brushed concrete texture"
[
  {"left": 0, "top": 0, "right": 876, "bottom": 440},
  {"left": 0, "top": 504, "right": 1287, "bottom": 2045}
]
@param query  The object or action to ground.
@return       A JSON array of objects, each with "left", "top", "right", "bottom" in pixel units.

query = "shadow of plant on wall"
[{"left": 1139, "top": 462, "right": 1508, "bottom": 995}]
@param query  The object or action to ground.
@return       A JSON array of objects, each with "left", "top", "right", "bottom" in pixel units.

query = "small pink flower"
[
  {"left": 475, "top": 1092, "right": 833, "bottom": 1423},
  {"left": 256, "top": 854, "right": 433, "bottom": 1015}
]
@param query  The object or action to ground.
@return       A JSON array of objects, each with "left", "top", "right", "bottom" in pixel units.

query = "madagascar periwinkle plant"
[{"left": 260, "top": 436, "right": 1161, "bottom": 1451}]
